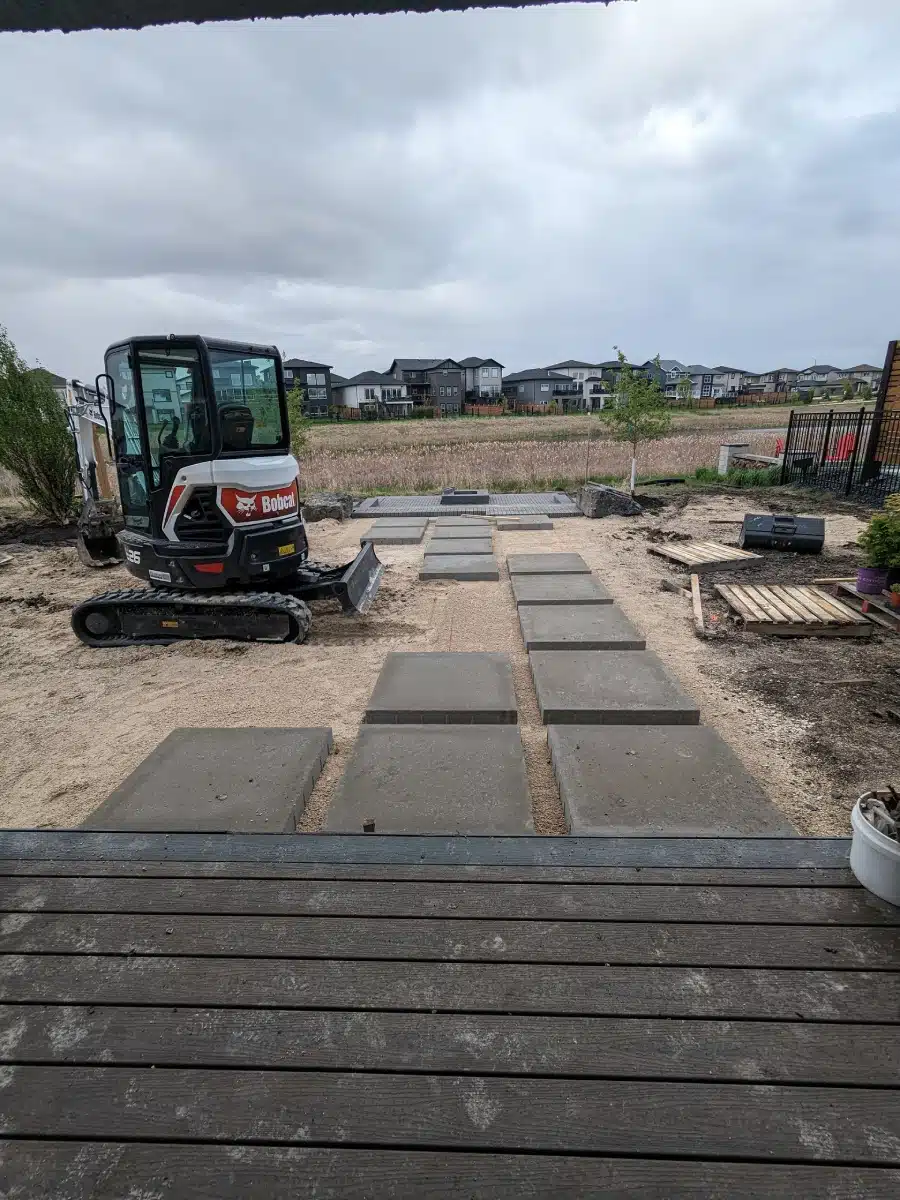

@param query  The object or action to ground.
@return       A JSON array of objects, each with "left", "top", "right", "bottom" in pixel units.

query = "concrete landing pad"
[
  {"left": 84, "top": 728, "right": 333, "bottom": 833},
  {"left": 364, "top": 652, "right": 516, "bottom": 723},
  {"left": 496, "top": 515, "right": 554, "bottom": 531},
  {"left": 519, "top": 604, "right": 646, "bottom": 651},
  {"left": 426, "top": 538, "right": 493, "bottom": 556},
  {"left": 362, "top": 517, "right": 428, "bottom": 527},
  {"left": 548, "top": 725, "right": 793, "bottom": 835},
  {"left": 326, "top": 725, "right": 532, "bottom": 834},
  {"left": 510, "top": 574, "right": 612, "bottom": 607},
  {"left": 507, "top": 553, "right": 590, "bottom": 575},
  {"left": 530, "top": 650, "right": 700, "bottom": 725},
  {"left": 433, "top": 519, "right": 490, "bottom": 534},
  {"left": 420, "top": 555, "right": 499, "bottom": 581},
  {"left": 360, "top": 525, "right": 425, "bottom": 544}
]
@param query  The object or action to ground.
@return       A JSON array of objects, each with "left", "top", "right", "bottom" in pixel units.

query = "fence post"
[
  {"left": 817, "top": 408, "right": 834, "bottom": 473},
  {"left": 779, "top": 409, "right": 795, "bottom": 485},
  {"left": 843, "top": 406, "right": 867, "bottom": 495}
]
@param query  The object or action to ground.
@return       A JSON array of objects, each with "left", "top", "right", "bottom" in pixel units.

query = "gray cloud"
[{"left": 1, "top": 0, "right": 899, "bottom": 380}]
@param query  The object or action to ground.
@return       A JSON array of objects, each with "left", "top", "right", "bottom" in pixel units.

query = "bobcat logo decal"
[{"left": 235, "top": 494, "right": 258, "bottom": 516}]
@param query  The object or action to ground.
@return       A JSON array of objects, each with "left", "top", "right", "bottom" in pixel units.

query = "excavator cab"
[{"left": 71, "top": 335, "right": 383, "bottom": 646}]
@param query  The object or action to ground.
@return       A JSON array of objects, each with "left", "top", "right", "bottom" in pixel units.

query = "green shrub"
[
  {"left": 0, "top": 327, "right": 79, "bottom": 523},
  {"left": 691, "top": 465, "right": 781, "bottom": 489},
  {"left": 858, "top": 510, "right": 900, "bottom": 568}
]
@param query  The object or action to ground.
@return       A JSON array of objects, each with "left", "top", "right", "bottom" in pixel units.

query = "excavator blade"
[{"left": 288, "top": 541, "right": 384, "bottom": 614}]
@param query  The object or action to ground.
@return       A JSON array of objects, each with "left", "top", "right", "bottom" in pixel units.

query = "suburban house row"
[{"left": 281, "top": 356, "right": 884, "bottom": 416}]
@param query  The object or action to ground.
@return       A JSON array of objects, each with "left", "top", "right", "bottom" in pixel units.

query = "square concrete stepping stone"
[
  {"left": 549, "top": 725, "right": 794, "bottom": 835},
  {"left": 84, "top": 728, "right": 333, "bottom": 833},
  {"left": 511, "top": 574, "right": 612, "bottom": 607},
  {"left": 420, "top": 555, "right": 499, "bottom": 581},
  {"left": 530, "top": 650, "right": 700, "bottom": 725},
  {"left": 496, "top": 515, "right": 554, "bottom": 530},
  {"left": 519, "top": 604, "right": 645, "bottom": 651},
  {"left": 326, "top": 725, "right": 532, "bottom": 834},
  {"left": 426, "top": 537, "right": 493, "bottom": 556},
  {"left": 365, "top": 517, "right": 427, "bottom": 527},
  {"left": 360, "top": 524, "right": 425, "bottom": 544},
  {"left": 507, "top": 553, "right": 590, "bottom": 575},
  {"left": 365, "top": 652, "right": 516, "bottom": 723},
  {"left": 432, "top": 521, "right": 490, "bottom": 536}
]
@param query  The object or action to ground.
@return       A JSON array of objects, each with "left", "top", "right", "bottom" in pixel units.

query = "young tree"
[
  {"left": 841, "top": 378, "right": 854, "bottom": 402},
  {"left": 0, "top": 326, "right": 79, "bottom": 523},
  {"left": 285, "top": 380, "right": 310, "bottom": 458},
  {"left": 601, "top": 350, "right": 672, "bottom": 494},
  {"left": 675, "top": 374, "right": 693, "bottom": 405},
  {"left": 860, "top": 382, "right": 873, "bottom": 403}
]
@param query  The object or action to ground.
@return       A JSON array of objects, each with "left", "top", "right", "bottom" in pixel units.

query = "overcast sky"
[{"left": 1, "top": 0, "right": 899, "bottom": 381}]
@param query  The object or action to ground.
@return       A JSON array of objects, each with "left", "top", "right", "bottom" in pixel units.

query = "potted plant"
[
  {"left": 891, "top": 583, "right": 900, "bottom": 609},
  {"left": 856, "top": 509, "right": 900, "bottom": 594}
]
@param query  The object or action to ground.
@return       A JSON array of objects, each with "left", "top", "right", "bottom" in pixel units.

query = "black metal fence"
[{"left": 779, "top": 406, "right": 900, "bottom": 506}]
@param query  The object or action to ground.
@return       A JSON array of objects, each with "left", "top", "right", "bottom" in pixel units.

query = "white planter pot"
[{"left": 850, "top": 794, "right": 900, "bottom": 907}]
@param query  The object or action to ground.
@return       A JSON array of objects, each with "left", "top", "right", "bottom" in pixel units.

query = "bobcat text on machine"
[{"left": 71, "top": 334, "right": 382, "bottom": 647}]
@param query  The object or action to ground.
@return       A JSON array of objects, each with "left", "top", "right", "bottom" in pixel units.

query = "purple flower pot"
[{"left": 857, "top": 566, "right": 889, "bottom": 595}]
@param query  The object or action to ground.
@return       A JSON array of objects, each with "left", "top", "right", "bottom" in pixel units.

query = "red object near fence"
[{"left": 827, "top": 433, "right": 856, "bottom": 462}]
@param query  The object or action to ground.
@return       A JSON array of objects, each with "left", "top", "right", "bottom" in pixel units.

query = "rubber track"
[{"left": 71, "top": 588, "right": 312, "bottom": 648}]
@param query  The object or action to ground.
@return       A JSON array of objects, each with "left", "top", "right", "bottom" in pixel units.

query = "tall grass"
[{"left": 302, "top": 432, "right": 780, "bottom": 494}]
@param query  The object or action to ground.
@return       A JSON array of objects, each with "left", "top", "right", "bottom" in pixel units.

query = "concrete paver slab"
[
  {"left": 510, "top": 574, "right": 613, "bottom": 607},
  {"left": 507, "top": 553, "right": 590, "bottom": 575},
  {"left": 433, "top": 519, "right": 490, "bottom": 533},
  {"left": 496, "top": 516, "right": 554, "bottom": 531},
  {"left": 360, "top": 526, "right": 425, "bottom": 544},
  {"left": 519, "top": 604, "right": 646, "bottom": 651},
  {"left": 364, "top": 652, "right": 516, "bottom": 724},
  {"left": 327, "top": 725, "right": 532, "bottom": 834},
  {"left": 530, "top": 650, "right": 700, "bottom": 725},
  {"left": 426, "top": 538, "right": 494, "bottom": 556},
  {"left": 420, "top": 555, "right": 500, "bottom": 581},
  {"left": 549, "top": 725, "right": 794, "bottom": 835},
  {"left": 360, "top": 517, "right": 428, "bottom": 527},
  {"left": 84, "top": 728, "right": 333, "bottom": 833}
]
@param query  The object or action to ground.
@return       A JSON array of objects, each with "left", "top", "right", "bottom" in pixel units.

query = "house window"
[
  {"left": 439, "top": 386, "right": 446, "bottom": 397},
  {"left": 491, "top": 367, "right": 499, "bottom": 377},
  {"left": 481, "top": 367, "right": 489, "bottom": 377},
  {"left": 518, "top": 385, "right": 525, "bottom": 393},
  {"left": 442, "top": 370, "right": 448, "bottom": 376},
  {"left": 306, "top": 372, "right": 326, "bottom": 386},
  {"left": 540, "top": 383, "right": 550, "bottom": 392},
  {"left": 308, "top": 387, "right": 326, "bottom": 400},
  {"left": 452, "top": 386, "right": 458, "bottom": 395},
  {"left": 284, "top": 369, "right": 293, "bottom": 381},
  {"left": 364, "top": 388, "right": 376, "bottom": 400}
]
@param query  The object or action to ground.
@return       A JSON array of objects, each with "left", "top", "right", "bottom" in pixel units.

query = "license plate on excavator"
[{"left": 278, "top": 543, "right": 295, "bottom": 557}]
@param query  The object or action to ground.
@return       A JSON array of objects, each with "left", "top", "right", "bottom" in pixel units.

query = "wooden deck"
[{"left": 0, "top": 832, "right": 898, "bottom": 1197}]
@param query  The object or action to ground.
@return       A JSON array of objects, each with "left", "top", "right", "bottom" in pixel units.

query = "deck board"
[{"left": 0, "top": 835, "right": 895, "bottom": 1195}]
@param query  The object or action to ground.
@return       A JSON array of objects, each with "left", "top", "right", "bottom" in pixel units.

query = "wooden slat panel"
[
  {"left": 3, "top": 914, "right": 896, "bottom": 969},
  {"left": 4, "top": 1067, "right": 898, "bottom": 1163},
  {"left": 3, "top": 1005, "right": 896, "bottom": 1085},
  {"left": 718, "top": 584, "right": 768, "bottom": 622},
  {"left": 2, "top": 956, "right": 895, "bottom": 1020},
  {"left": 0, "top": 831, "right": 853, "bottom": 868},
  {"left": 4, "top": 1144, "right": 898, "bottom": 1200},
  {"left": 784, "top": 587, "right": 842, "bottom": 623},
  {"left": 809, "top": 588, "right": 870, "bottom": 624},
  {"left": 3, "top": 878, "right": 893, "bottom": 924},
  {"left": 773, "top": 586, "right": 834, "bottom": 623},
  {"left": 0, "top": 861, "right": 860, "bottom": 886},
  {"left": 753, "top": 586, "right": 811, "bottom": 623}
]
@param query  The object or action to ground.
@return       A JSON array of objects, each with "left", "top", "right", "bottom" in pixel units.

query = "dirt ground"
[{"left": 1, "top": 490, "right": 897, "bottom": 835}]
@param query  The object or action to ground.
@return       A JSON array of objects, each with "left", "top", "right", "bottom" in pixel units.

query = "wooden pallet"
[
  {"left": 716, "top": 583, "right": 873, "bottom": 637},
  {"left": 833, "top": 582, "right": 900, "bottom": 633},
  {"left": 649, "top": 541, "right": 761, "bottom": 572}
]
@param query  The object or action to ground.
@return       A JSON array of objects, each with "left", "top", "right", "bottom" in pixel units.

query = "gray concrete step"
[
  {"left": 530, "top": 650, "right": 700, "bottom": 725},
  {"left": 420, "top": 555, "right": 499, "bottom": 581},
  {"left": 84, "top": 728, "right": 333, "bottom": 833},
  {"left": 496, "top": 516, "right": 554, "bottom": 530},
  {"left": 365, "top": 652, "right": 517, "bottom": 724},
  {"left": 360, "top": 526, "right": 425, "bottom": 544},
  {"left": 426, "top": 538, "right": 494, "bottom": 556},
  {"left": 519, "top": 604, "right": 646, "bottom": 651},
  {"left": 549, "top": 725, "right": 794, "bottom": 835},
  {"left": 508, "top": 553, "right": 590, "bottom": 575},
  {"left": 510, "top": 574, "right": 612, "bottom": 606},
  {"left": 327, "top": 725, "right": 532, "bottom": 834}
]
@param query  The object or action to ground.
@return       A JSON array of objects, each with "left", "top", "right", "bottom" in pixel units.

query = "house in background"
[
  {"left": 846, "top": 364, "right": 882, "bottom": 395},
  {"left": 458, "top": 357, "right": 503, "bottom": 399},
  {"left": 283, "top": 358, "right": 333, "bottom": 416},
  {"left": 332, "top": 371, "right": 411, "bottom": 416},
  {"left": 710, "top": 366, "right": 746, "bottom": 398},
  {"left": 387, "top": 357, "right": 465, "bottom": 413},
  {"left": 503, "top": 368, "right": 576, "bottom": 408}
]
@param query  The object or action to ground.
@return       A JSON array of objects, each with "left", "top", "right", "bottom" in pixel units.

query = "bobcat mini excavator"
[{"left": 71, "top": 334, "right": 382, "bottom": 647}]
